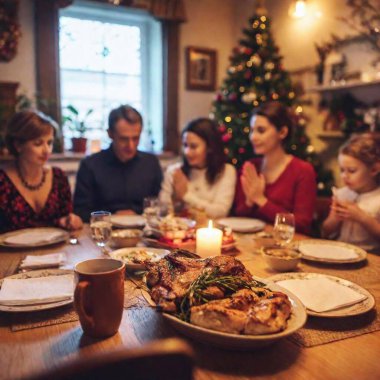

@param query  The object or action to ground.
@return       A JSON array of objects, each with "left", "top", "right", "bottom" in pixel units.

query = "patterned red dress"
[{"left": 0, "top": 167, "right": 73, "bottom": 232}]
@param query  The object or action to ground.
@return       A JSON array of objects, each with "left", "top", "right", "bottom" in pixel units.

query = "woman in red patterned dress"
[{"left": 0, "top": 110, "right": 83, "bottom": 232}]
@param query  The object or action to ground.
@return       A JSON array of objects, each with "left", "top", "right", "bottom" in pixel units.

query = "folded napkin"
[
  {"left": 299, "top": 243, "right": 358, "bottom": 260},
  {"left": 0, "top": 274, "right": 74, "bottom": 306},
  {"left": 5, "top": 230, "right": 64, "bottom": 245},
  {"left": 277, "top": 277, "right": 367, "bottom": 313},
  {"left": 20, "top": 253, "right": 67, "bottom": 270}
]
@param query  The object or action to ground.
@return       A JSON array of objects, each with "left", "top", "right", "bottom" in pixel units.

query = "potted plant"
[{"left": 63, "top": 105, "right": 93, "bottom": 153}]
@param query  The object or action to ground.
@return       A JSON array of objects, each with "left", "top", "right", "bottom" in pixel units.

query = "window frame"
[{"left": 34, "top": 0, "right": 180, "bottom": 154}]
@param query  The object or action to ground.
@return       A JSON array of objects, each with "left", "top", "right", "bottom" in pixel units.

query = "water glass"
[
  {"left": 273, "top": 213, "right": 295, "bottom": 246},
  {"left": 90, "top": 211, "right": 112, "bottom": 252},
  {"left": 143, "top": 197, "right": 159, "bottom": 226}
]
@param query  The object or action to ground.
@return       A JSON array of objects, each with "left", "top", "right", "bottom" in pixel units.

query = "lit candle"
[{"left": 196, "top": 220, "right": 223, "bottom": 257}]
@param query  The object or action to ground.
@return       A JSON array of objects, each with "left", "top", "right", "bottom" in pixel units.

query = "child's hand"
[{"left": 333, "top": 201, "right": 366, "bottom": 222}]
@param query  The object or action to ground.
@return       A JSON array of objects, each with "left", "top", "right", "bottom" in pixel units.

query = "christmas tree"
[{"left": 212, "top": 7, "right": 334, "bottom": 195}]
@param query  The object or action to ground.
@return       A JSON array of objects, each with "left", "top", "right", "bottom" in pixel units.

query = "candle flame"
[{"left": 208, "top": 220, "right": 213, "bottom": 229}]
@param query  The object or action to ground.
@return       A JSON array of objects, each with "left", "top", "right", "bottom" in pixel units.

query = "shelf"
[
  {"left": 317, "top": 131, "right": 345, "bottom": 140},
  {"left": 308, "top": 78, "right": 380, "bottom": 93}
]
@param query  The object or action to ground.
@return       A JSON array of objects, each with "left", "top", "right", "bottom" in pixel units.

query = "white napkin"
[
  {"left": 5, "top": 231, "right": 64, "bottom": 245},
  {"left": 299, "top": 243, "right": 358, "bottom": 260},
  {"left": 0, "top": 274, "right": 74, "bottom": 306},
  {"left": 277, "top": 277, "right": 367, "bottom": 313},
  {"left": 20, "top": 253, "right": 67, "bottom": 270}
]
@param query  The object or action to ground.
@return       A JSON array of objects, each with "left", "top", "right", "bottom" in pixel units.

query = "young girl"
[
  {"left": 159, "top": 118, "right": 236, "bottom": 220},
  {"left": 322, "top": 133, "right": 380, "bottom": 252}
]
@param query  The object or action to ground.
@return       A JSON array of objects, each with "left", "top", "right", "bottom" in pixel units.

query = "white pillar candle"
[{"left": 196, "top": 220, "right": 223, "bottom": 257}]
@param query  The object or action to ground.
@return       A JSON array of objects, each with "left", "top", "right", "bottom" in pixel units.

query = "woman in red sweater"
[{"left": 234, "top": 101, "right": 316, "bottom": 235}]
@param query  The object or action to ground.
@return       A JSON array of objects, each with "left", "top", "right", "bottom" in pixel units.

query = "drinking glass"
[
  {"left": 273, "top": 213, "right": 295, "bottom": 246},
  {"left": 90, "top": 211, "right": 112, "bottom": 253},
  {"left": 143, "top": 197, "right": 159, "bottom": 227}
]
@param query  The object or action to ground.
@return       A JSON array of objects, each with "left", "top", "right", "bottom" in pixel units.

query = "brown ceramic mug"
[{"left": 74, "top": 258, "right": 125, "bottom": 338}]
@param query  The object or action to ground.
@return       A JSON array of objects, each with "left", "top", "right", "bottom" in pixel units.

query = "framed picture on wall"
[{"left": 186, "top": 46, "right": 217, "bottom": 91}]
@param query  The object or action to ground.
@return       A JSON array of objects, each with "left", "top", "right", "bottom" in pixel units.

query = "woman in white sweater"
[{"left": 159, "top": 118, "right": 236, "bottom": 219}]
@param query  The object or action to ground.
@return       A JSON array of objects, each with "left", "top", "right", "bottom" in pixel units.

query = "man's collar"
[{"left": 107, "top": 145, "right": 140, "bottom": 165}]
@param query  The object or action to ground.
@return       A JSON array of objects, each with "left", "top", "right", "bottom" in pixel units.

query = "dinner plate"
[
  {"left": 0, "top": 228, "right": 69, "bottom": 248},
  {"left": 110, "top": 215, "right": 146, "bottom": 228},
  {"left": 160, "top": 279, "right": 307, "bottom": 349},
  {"left": 268, "top": 272, "right": 375, "bottom": 318},
  {"left": 0, "top": 269, "right": 74, "bottom": 312},
  {"left": 217, "top": 217, "right": 265, "bottom": 233},
  {"left": 110, "top": 247, "right": 170, "bottom": 271},
  {"left": 294, "top": 239, "right": 367, "bottom": 264}
]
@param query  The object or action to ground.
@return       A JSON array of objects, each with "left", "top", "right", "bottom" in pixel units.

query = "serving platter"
[
  {"left": 294, "top": 239, "right": 367, "bottom": 264},
  {"left": 0, "top": 228, "right": 69, "bottom": 248},
  {"left": 110, "top": 247, "right": 170, "bottom": 271},
  {"left": 157, "top": 279, "right": 307, "bottom": 349},
  {"left": 268, "top": 272, "right": 375, "bottom": 318},
  {"left": 216, "top": 217, "right": 265, "bottom": 233},
  {"left": 0, "top": 269, "right": 74, "bottom": 312}
]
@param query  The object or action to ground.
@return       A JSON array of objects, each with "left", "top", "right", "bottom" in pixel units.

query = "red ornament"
[
  {"left": 228, "top": 93, "right": 238, "bottom": 101},
  {"left": 215, "top": 93, "right": 223, "bottom": 102},
  {"left": 245, "top": 47, "right": 253, "bottom": 55},
  {"left": 238, "top": 147, "right": 246, "bottom": 154},
  {"left": 218, "top": 124, "right": 227, "bottom": 133},
  {"left": 222, "top": 133, "right": 232, "bottom": 143}
]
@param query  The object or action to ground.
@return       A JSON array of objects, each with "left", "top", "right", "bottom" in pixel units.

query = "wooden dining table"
[{"left": 0, "top": 226, "right": 379, "bottom": 380}]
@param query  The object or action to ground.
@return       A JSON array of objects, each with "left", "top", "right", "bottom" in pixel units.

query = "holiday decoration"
[
  {"left": 0, "top": 0, "right": 21, "bottom": 62},
  {"left": 212, "top": 8, "right": 334, "bottom": 195}
]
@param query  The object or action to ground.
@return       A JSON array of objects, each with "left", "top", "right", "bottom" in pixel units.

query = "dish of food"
[
  {"left": 145, "top": 251, "right": 307, "bottom": 349},
  {"left": 0, "top": 269, "right": 73, "bottom": 312},
  {"left": 294, "top": 239, "right": 367, "bottom": 264},
  {"left": 268, "top": 272, "right": 375, "bottom": 317},
  {"left": 0, "top": 228, "right": 69, "bottom": 248},
  {"left": 216, "top": 217, "right": 265, "bottom": 233},
  {"left": 111, "top": 229, "right": 143, "bottom": 248},
  {"left": 110, "top": 215, "right": 145, "bottom": 228},
  {"left": 261, "top": 246, "right": 301, "bottom": 272},
  {"left": 110, "top": 247, "right": 170, "bottom": 270}
]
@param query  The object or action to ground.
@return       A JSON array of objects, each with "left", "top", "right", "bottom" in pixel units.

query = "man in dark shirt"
[{"left": 73, "top": 105, "right": 163, "bottom": 222}]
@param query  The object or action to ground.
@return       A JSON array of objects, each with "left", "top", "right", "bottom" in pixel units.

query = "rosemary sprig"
[{"left": 177, "top": 268, "right": 267, "bottom": 321}]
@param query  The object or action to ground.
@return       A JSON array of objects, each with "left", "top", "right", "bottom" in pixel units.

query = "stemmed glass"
[
  {"left": 90, "top": 211, "right": 112, "bottom": 254},
  {"left": 273, "top": 213, "right": 295, "bottom": 247}
]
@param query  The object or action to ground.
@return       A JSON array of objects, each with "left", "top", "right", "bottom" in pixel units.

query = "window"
[{"left": 59, "top": 1, "right": 163, "bottom": 152}]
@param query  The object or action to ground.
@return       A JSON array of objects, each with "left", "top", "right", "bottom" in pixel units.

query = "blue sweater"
[{"left": 73, "top": 147, "right": 163, "bottom": 221}]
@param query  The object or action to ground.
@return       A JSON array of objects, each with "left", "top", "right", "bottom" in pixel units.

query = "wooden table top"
[{"left": 0, "top": 226, "right": 379, "bottom": 380}]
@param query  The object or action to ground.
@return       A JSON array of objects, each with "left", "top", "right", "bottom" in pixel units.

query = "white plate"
[
  {"left": 0, "top": 228, "right": 69, "bottom": 248},
  {"left": 0, "top": 269, "right": 74, "bottom": 312},
  {"left": 110, "top": 247, "right": 170, "bottom": 271},
  {"left": 295, "top": 239, "right": 367, "bottom": 264},
  {"left": 268, "top": 272, "right": 375, "bottom": 318},
  {"left": 159, "top": 279, "right": 307, "bottom": 349},
  {"left": 217, "top": 217, "right": 265, "bottom": 233},
  {"left": 111, "top": 215, "right": 146, "bottom": 228}
]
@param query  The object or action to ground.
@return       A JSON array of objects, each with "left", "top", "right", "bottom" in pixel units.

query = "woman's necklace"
[{"left": 16, "top": 162, "right": 47, "bottom": 191}]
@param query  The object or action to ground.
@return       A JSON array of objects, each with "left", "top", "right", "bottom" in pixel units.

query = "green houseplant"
[{"left": 63, "top": 105, "right": 93, "bottom": 153}]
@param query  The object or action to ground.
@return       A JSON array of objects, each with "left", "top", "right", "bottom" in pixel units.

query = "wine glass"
[
  {"left": 90, "top": 211, "right": 112, "bottom": 254},
  {"left": 273, "top": 213, "right": 295, "bottom": 247}
]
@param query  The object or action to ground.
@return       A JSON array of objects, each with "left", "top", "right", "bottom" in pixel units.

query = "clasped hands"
[
  {"left": 241, "top": 162, "right": 267, "bottom": 207},
  {"left": 172, "top": 168, "right": 189, "bottom": 201},
  {"left": 330, "top": 197, "right": 365, "bottom": 223}
]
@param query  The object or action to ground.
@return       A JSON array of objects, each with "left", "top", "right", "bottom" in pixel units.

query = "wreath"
[{"left": 0, "top": 0, "right": 21, "bottom": 62}]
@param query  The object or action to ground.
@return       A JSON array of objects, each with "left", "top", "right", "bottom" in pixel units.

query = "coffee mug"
[{"left": 74, "top": 258, "right": 125, "bottom": 338}]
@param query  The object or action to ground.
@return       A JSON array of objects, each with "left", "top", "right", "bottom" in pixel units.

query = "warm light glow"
[
  {"left": 289, "top": 0, "right": 307, "bottom": 19},
  {"left": 208, "top": 220, "right": 213, "bottom": 229}
]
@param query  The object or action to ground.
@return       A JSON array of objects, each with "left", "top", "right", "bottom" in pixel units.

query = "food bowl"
[
  {"left": 111, "top": 229, "right": 143, "bottom": 248},
  {"left": 262, "top": 246, "right": 301, "bottom": 272},
  {"left": 253, "top": 231, "right": 276, "bottom": 249}
]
